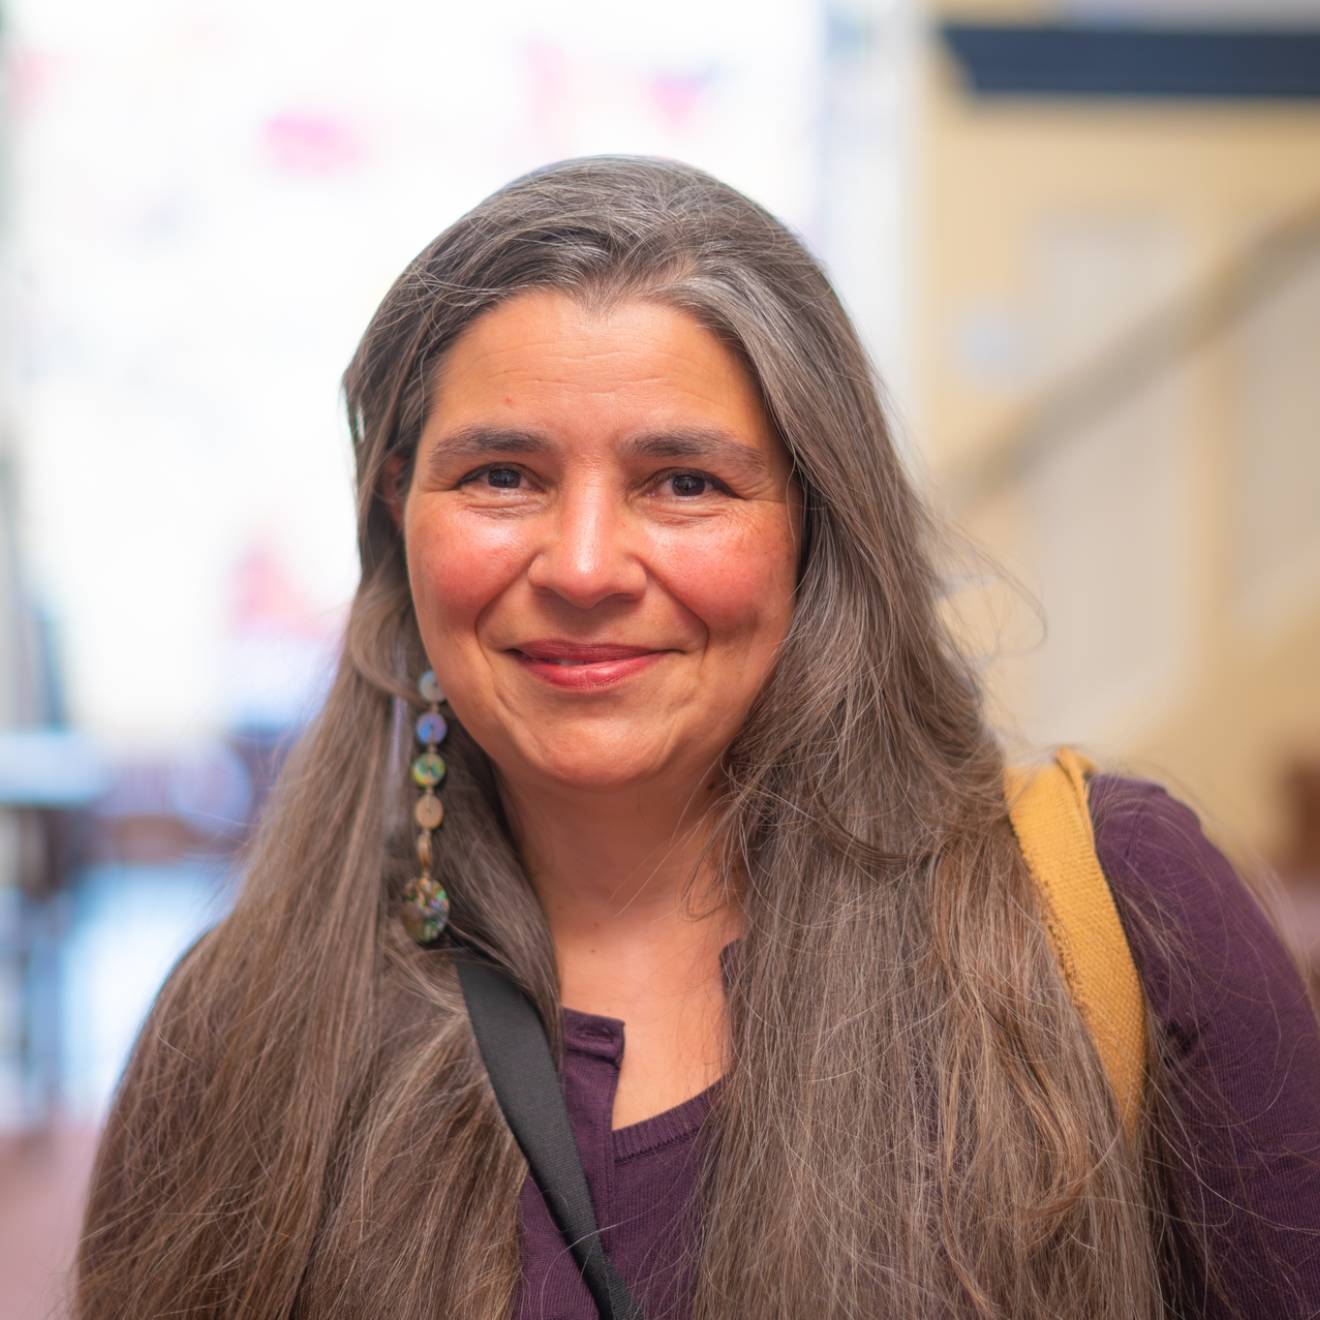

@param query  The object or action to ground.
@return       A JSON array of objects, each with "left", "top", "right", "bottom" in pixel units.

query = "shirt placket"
[{"left": 560, "top": 1013, "right": 625, "bottom": 1250}]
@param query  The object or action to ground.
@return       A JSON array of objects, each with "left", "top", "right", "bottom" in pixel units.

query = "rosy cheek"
[
  {"left": 407, "top": 507, "right": 527, "bottom": 630},
  {"left": 649, "top": 518, "right": 796, "bottom": 640}
]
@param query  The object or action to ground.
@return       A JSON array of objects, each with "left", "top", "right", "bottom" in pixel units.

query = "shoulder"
[
  {"left": 1085, "top": 772, "right": 1311, "bottom": 1044},
  {"left": 1086, "top": 773, "right": 1320, "bottom": 1310}
]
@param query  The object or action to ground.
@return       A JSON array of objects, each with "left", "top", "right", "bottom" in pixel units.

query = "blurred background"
[{"left": 0, "top": 0, "right": 1317, "bottom": 1314}]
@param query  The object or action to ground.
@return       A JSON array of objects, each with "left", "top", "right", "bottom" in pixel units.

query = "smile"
[{"left": 508, "top": 641, "right": 670, "bottom": 690}]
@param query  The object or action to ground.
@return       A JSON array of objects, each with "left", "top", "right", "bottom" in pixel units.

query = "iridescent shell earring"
[{"left": 402, "top": 668, "right": 450, "bottom": 945}]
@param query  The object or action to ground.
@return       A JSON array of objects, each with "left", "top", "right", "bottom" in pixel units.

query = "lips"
[
  {"left": 511, "top": 640, "right": 662, "bottom": 664},
  {"left": 507, "top": 640, "right": 669, "bottom": 689}
]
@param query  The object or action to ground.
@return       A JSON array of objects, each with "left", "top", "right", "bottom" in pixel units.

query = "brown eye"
[
  {"left": 458, "top": 465, "right": 524, "bottom": 490},
  {"left": 669, "top": 472, "right": 709, "bottom": 497}
]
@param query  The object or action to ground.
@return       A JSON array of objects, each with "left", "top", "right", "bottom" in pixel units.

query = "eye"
[
  {"left": 458, "top": 465, "right": 524, "bottom": 490},
  {"left": 659, "top": 470, "right": 726, "bottom": 499}
]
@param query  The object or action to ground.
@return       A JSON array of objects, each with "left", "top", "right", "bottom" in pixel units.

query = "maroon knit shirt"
[{"left": 513, "top": 775, "right": 1320, "bottom": 1318}]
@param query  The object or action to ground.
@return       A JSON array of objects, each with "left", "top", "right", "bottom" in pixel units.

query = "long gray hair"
[{"left": 76, "top": 156, "right": 1174, "bottom": 1317}]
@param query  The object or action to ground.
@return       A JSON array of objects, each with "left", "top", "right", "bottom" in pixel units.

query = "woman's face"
[{"left": 401, "top": 289, "right": 801, "bottom": 798}]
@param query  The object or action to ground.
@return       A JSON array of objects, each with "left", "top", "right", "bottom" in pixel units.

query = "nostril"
[{"left": 524, "top": 546, "right": 648, "bottom": 609}]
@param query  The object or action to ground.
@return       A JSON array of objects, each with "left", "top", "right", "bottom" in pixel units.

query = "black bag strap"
[{"left": 455, "top": 957, "right": 646, "bottom": 1320}]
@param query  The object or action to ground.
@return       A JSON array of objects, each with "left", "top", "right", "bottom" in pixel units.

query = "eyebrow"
[{"left": 423, "top": 424, "right": 772, "bottom": 484}]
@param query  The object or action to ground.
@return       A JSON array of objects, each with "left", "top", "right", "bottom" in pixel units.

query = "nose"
[{"left": 524, "top": 479, "right": 647, "bottom": 609}]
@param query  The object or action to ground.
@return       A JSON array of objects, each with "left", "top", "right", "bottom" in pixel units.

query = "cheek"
[
  {"left": 405, "top": 509, "right": 525, "bottom": 631},
  {"left": 657, "top": 516, "right": 797, "bottom": 648}
]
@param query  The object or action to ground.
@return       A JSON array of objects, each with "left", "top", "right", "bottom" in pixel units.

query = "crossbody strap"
[
  {"left": 1003, "top": 746, "right": 1147, "bottom": 1136},
  {"left": 455, "top": 957, "right": 646, "bottom": 1320}
]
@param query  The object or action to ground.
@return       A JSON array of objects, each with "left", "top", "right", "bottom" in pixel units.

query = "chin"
[
  {"left": 531, "top": 754, "right": 664, "bottom": 793},
  {"left": 511, "top": 728, "right": 681, "bottom": 794}
]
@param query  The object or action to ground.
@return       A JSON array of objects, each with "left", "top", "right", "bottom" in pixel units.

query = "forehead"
[{"left": 427, "top": 289, "right": 779, "bottom": 454}]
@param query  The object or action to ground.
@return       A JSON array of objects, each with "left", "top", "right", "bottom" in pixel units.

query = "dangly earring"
[{"left": 402, "top": 668, "right": 450, "bottom": 945}]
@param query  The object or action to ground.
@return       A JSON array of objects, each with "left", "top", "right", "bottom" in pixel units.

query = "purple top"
[{"left": 513, "top": 775, "right": 1320, "bottom": 1318}]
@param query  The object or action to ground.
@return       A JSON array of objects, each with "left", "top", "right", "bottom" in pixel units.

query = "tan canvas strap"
[{"left": 1003, "top": 746, "right": 1146, "bottom": 1136}]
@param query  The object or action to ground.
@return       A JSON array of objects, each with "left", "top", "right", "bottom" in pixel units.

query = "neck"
[{"left": 496, "top": 769, "right": 743, "bottom": 1011}]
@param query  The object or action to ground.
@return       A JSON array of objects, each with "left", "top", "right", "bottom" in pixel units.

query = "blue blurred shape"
[
  {"left": 939, "top": 21, "right": 1320, "bottom": 99},
  {"left": 0, "top": 729, "right": 109, "bottom": 810}
]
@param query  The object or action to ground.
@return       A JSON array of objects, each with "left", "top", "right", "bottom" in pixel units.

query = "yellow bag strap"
[{"left": 1003, "top": 746, "right": 1146, "bottom": 1137}]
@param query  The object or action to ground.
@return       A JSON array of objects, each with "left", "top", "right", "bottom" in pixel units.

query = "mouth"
[
  {"left": 512, "top": 640, "right": 662, "bottom": 663},
  {"left": 507, "top": 640, "right": 670, "bottom": 689}
]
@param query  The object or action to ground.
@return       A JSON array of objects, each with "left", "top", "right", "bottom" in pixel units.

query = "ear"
[{"left": 381, "top": 454, "right": 407, "bottom": 532}]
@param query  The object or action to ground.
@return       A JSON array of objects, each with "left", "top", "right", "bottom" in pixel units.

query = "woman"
[{"left": 75, "top": 156, "right": 1320, "bottom": 1318}]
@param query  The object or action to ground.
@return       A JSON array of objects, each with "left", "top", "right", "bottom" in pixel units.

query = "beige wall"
[{"left": 916, "top": 4, "right": 1320, "bottom": 856}]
